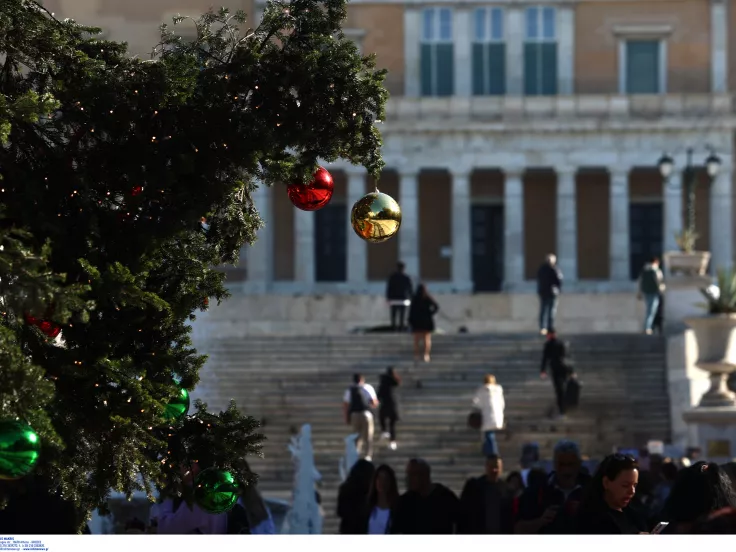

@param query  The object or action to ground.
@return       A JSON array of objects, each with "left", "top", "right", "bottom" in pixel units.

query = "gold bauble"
[{"left": 350, "top": 191, "right": 402, "bottom": 243}]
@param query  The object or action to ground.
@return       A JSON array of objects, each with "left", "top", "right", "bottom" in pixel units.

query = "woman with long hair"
[
  {"left": 337, "top": 459, "right": 375, "bottom": 534},
  {"left": 408, "top": 284, "right": 438, "bottom": 362},
  {"left": 377, "top": 366, "right": 401, "bottom": 451},
  {"left": 575, "top": 453, "right": 647, "bottom": 534},
  {"left": 364, "top": 464, "right": 400, "bottom": 534},
  {"left": 660, "top": 461, "right": 736, "bottom": 533}
]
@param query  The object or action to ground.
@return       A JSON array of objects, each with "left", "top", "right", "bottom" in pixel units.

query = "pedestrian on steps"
[
  {"left": 386, "top": 262, "right": 413, "bottom": 331},
  {"left": 377, "top": 366, "right": 401, "bottom": 451},
  {"left": 637, "top": 256, "right": 665, "bottom": 335},
  {"left": 342, "top": 373, "right": 379, "bottom": 461},
  {"left": 408, "top": 284, "right": 439, "bottom": 363},
  {"left": 472, "top": 374, "right": 505, "bottom": 456},
  {"left": 540, "top": 330, "right": 573, "bottom": 419},
  {"left": 536, "top": 253, "right": 563, "bottom": 336}
]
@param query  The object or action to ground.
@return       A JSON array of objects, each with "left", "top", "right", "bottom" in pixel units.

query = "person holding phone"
[{"left": 574, "top": 454, "right": 648, "bottom": 534}]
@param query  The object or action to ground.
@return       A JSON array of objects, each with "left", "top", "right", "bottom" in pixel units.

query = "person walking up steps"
[
  {"left": 408, "top": 284, "right": 439, "bottom": 363},
  {"left": 342, "top": 373, "right": 379, "bottom": 461},
  {"left": 377, "top": 366, "right": 401, "bottom": 451},
  {"left": 472, "top": 374, "right": 505, "bottom": 456},
  {"left": 536, "top": 254, "right": 563, "bottom": 335},
  {"left": 637, "top": 257, "right": 665, "bottom": 335}
]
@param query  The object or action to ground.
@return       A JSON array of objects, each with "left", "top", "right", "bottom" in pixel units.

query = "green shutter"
[
  {"left": 436, "top": 43, "right": 454, "bottom": 96},
  {"left": 541, "top": 43, "right": 557, "bottom": 95},
  {"left": 472, "top": 43, "right": 485, "bottom": 95},
  {"left": 524, "top": 43, "right": 538, "bottom": 95},
  {"left": 626, "top": 41, "right": 659, "bottom": 94},
  {"left": 420, "top": 43, "right": 434, "bottom": 96},
  {"left": 487, "top": 43, "right": 505, "bottom": 95}
]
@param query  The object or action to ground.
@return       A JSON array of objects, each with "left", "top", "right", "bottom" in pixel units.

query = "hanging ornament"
[
  {"left": 0, "top": 419, "right": 41, "bottom": 480},
  {"left": 24, "top": 314, "right": 61, "bottom": 339},
  {"left": 163, "top": 387, "right": 190, "bottom": 422},
  {"left": 194, "top": 467, "right": 239, "bottom": 514},
  {"left": 200, "top": 217, "right": 211, "bottom": 232},
  {"left": 287, "top": 167, "right": 334, "bottom": 211},
  {"left": 131, "top": 185, "right": 144, "bottom": 197},
  {"left": 350, "top": 190, "right": 402, "bottom": 243}
]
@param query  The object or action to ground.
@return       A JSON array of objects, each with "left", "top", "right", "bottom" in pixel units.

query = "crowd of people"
[{"left": 337, "top": 440, "right": 736, "bottom": 534}]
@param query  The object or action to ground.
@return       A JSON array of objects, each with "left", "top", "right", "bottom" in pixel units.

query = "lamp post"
[{"left": 658, "top": 148, "right": 721, "bottom": 253}]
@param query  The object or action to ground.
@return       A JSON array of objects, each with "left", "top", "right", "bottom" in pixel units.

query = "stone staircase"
[{"left": 194, "top": 333, "right": 670, "bottom": 534}]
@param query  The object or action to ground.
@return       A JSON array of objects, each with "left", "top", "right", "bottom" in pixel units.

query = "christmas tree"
[{"left": 0, "top": 0, "right": 386, "bottom": 528}]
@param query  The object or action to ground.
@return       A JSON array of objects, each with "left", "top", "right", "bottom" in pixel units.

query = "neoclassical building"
[{"left": 46, "top": 0, "right": 736, "bottom": 297}]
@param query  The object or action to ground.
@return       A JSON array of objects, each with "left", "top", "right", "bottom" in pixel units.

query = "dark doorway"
[
  {"left": 629, "top": 202, "right": 663, "bottom": 280},
  {"left": 471, "top": 204, "right": 505, "bottom": 292},
  {"left": 315, "top": 204, "right": 347, "bottom": 282}
]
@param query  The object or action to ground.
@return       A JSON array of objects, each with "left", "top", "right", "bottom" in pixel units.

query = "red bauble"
[
  {"left": 287, "top": 167, "right": 334, "bottom": 211},
  {"left": 38, "top": 321, "right": 61, "bottom": 339},
  {"left": 24, "top": 314, "right": 61, "bottom": 338},
  {"left": 131, "top": 185, "right": 144, "bottom": 197}
]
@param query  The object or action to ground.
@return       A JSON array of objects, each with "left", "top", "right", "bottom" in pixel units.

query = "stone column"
[
  {"left": 610, "top": 168, "right": 631, "bottom": 281},
  {"left": 245, "top": 182, "right": 273, "bottom": 292},
  {"left": 664, "top": 169, "right": 683, "bottom": 253},
  {"left": 504, "top": 170, "right": 525, "bottom": 286},
  {"left": 557, "top": 6, "right": 575, "bottom": 95},
  {"left": 294, "top": 203, "right": 315, "bottom": 289},
  {"left": 451, "top": 170, "right": 473, "bottom": 291},
  {"left": 711, "top": 0, "right": 728, "bottom": 93},
  {"left": 399, "top": 171, "right": 420, "bottom": 281},
  {"left": 710, "top": 165, "right": 734, "bottom": 271},
  {"left": 404, "top": 8, "right": 422, "bottom": 98},
  {"left": 505, "top": 8, "right": 523, "bottom": 95},
  {"left": 346, "top": 168, "right": 368, "bottom": 288},
  {"left": 556, "top": 168, "right": 577, "bottom": 281},
  {"left": 453, "top": 9, "right": 472, "bottom": 97}
]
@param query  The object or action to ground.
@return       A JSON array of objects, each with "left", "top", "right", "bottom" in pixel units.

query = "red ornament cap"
[{"left": 287, "top": 167, "right": 334, "bottom": 211}]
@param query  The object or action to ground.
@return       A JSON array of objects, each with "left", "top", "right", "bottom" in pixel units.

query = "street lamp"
[{"left": 657, "top": 148, "right": 721, "bottom": 254}]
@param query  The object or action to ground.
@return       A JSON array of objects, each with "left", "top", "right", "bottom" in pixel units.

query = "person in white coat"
[{"left": 472, "top": 374, "right": 505, "bottom": 456}]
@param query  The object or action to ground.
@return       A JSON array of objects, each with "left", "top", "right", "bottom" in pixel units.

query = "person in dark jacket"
[
  {"left": 337, "top": 459, "right": 375, "bottom": 534},
  {"left": 575, "top": 453, "right": 648, "bottom": 534},
  {"left": 540, "top": 331, "right": 573, "bottom": 418},
  {"left": 536, "top": 254, "right": 563, "bottom": 335},
  {"left": 386, "top": 262, "right": 413, "bottom": 331},
  {"left": 637, "top": 257, "right": 665, "bottom": 335},
  {"left": 377, "top": 366, "right": 401, "bottom": 450},
  {"left": 659, "top": 461, "right": 736, "bottom": 534},
  {"left": 408, "top": 284, "right": 439, "bottom": 363},
  {"left": 391, "top": 459, "right": 459, "bottom": 534},
  {"left": 361, "top": 464, "right": 400, "bottom": 534},
  {"left": 458, "top": 455, "right": 514, "bottom": 534},
  {"left": 515, "top": 440, "right": 591, "bottom": 534}
]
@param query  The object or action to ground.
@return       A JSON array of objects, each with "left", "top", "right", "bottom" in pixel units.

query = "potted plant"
[
  {"left": 660, "top": 150, "right": 719, "bottom": 277},
  {"left": 684, "top": 267, "right": 736, "bottom": 407}
]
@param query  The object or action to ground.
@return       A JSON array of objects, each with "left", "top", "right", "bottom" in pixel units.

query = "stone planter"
[
  {"left": 663, "top": 251, "right": 711, "bottom": 277},
  {"left": 685, "top": 315, "right": 736, "bottom": 407}
]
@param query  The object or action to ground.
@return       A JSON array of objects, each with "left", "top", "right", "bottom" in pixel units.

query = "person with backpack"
[
  {"left": 342, "top": 373, "right": 379, "bottom": 461},
  {"left": 637, "top": 257, "right": 665, "bottom": 335}
]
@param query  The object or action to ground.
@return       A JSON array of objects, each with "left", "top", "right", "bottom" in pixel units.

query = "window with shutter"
[
  {"left": 420, "top": 8, "right": 454, "bottom": 97},
  {"left": 472, "top": 8, "right": 506, "bottom": 96},
  {"left": 523, "top": 6, "right": 557, "bottom": 96}
]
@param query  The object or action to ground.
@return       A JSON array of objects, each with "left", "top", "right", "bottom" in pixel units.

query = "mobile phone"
[{"left": 651, "top": 522, "right": 669, "bottom": 534}]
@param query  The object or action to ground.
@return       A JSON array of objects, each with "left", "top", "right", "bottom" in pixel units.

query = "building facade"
[{"left": 47, "top": 0, "right": 736, "bottom": 296}]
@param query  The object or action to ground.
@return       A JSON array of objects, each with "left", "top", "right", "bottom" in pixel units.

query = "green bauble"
[
  {"left": 194, "top": 468, "right": 239, "bottom": 514},
  {"left": 0, "top": 420, "right": 41, "bottom": 480},
  {"left": 163, "top": 387, "right": 190, "bottom": 422}
]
